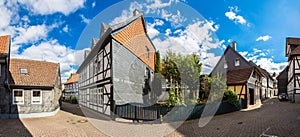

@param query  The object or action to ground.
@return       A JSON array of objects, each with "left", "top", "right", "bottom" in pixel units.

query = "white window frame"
[
  {"left": 13, "top": 89, "right": 24, "bottom": 105},
  {"left": 235, "top": 58, "right": 240, "bottom": 66},
  {"left": 224, "top": 61, "right": 228, "bottom": 69},
  {"left": 31, "top": 90, "right": 42, "bottom": 104}
]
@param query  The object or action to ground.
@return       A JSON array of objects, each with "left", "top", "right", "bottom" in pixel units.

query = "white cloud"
[
  {"left": 255, "top": 58, "right": 287, "bottom": 74},
  {"left": 92, "top": 1, "right": 96, "bottom": 8},
  {"left": 13, "top": 24, "right": 50, "bottom": 45},
  {"left": 147, "top": 23, "right": 160, "bottom": 39},
  {"left": 256, "top": 35, "right": 272, "bottom": 42},
  {"left": 225, "top": 6, "right": 247, "bottom": 25},
  {"left": 16, "top": 0, "right": 86, "bottom": 15},
  {"left": 145, "top": 0, "right": 173, "bottom": 14},
  {"left": 80, "top": 14, "right": 91, "bottom": 24},
  {"left": 63, "top": 25, "right": 69, "bottom": 33},
  {"left": 12, "top": 40, "right": 89, "bottom": 82},
  {"left": 239, "top": 51, "right": 248, "bottom": 57},
  {"left": 109, "top": 1, "right": 143, "bottom": 25},
  {"left": 0, "top": 1, "right": 13, "bottom": 29},
  {"left": 253, "top": 48, "right": 262, "bottom": 54}
]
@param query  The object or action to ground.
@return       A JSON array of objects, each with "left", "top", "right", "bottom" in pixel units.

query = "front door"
[{"left": 249, "top": 88, "right": 254, "bottom": 105}]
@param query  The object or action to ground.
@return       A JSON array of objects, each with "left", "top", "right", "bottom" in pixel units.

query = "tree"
[
  {"left": 161, "top": 50, "right": 202, "bottom": 102},
  {"left": 155, "top": 51, "right": 162, "bottom": 73}
]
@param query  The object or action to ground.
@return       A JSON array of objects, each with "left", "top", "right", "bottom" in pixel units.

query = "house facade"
[
  {"left": 63, "top": 74, "right": 79, "bottom": 99},
  {"left": 211, "top": 42, "right": 263, "bottom": 108},
  {"left": 286, "top": 37, "right": 300, "bottom": 102},
  {"left": 277, "top": 67, "right": 288, "bottom": 95},
  {"left": 77, "top": 10, "right": 156, "bottom": 116},
  {"left": 0, "top": 35, "right": 62, "bottom": 117}
]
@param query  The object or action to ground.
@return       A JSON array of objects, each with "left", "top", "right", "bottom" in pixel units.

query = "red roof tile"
[
  {"left": 64, "top": 74, "right": 79, "bottom": 84},
  {"left": 0, "top": 35, "right": 10, "bottom": 54},
  {"left": 9, "top": 58, "right": 59, "bottom": 87},
  {"left": 227, "top": 67, "right": 253, "bottom": 85}
]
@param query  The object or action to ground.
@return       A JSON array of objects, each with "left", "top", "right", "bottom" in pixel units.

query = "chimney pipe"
[
  {"left": 133, "top": 9, "right": 140, "bottom": 16},
  {"left": 232, "top": 41, "right": 236, "bottom": 51}
]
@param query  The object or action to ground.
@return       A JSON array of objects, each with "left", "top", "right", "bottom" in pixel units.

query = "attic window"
[
  {"left": 20, "top": 68, "right": 28, "bottom": 74},
  {"left": 224, "top": 61, "right": 228, "bottom": 69},
  {"left": 235, "top": 58, "right": 240, "bottom": 66},
  {"left": 146, "top": 47, "right": 150, "bottom": 59}
]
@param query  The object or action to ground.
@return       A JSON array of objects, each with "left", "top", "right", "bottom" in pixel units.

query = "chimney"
[
  {"left": 133, "top": 9, "right": 140, "bottom": 16},
  {"left": 232, "top": 41, "right": 237, "bottom": 51},
  {"left": 84, "top": 50, "right": 90, "bottom": 59}
]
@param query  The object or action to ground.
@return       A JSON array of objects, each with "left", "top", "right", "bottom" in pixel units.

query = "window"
[
  {"left": 13, "top": 89, "right": 24, "bottom": 104},
  {"left": 31, "top": 90, "right": 42, "bottom": 104},
  {"left": 224, "top": 61, "right": 228, "bottom": 69},
  {"left": 235, "top": 58, "right": 240, "bottom": 66},
  {"left": 20, "top": 68, "right": 28, "bottom": 74},
  {"left": 252, "top": 71, "right": 256, "bottom": 78},
  {"left": 146, "top": 47, "right": 150, "bottom": 59}
]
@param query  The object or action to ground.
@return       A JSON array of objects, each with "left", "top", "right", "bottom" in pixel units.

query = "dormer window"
[
  {"left": 20, "top": 68, "right": 28, "bottom": 74},
  {"left": 224, "top": 61, "right": 228, "bottom": 69},
  {"left": 146, "top": 47, "right": 150, "bottom": 59},
  {"left": 235, "top": 58, "right": 240, "bottom": 66}
]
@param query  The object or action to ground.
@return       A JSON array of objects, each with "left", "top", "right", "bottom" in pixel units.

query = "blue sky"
[{"left": 0, "top": 0, "right": 299, "bottom": 82}]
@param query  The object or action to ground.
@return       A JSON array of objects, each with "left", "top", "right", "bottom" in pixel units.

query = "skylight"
[{"left": 20, "top": 68, "right": 28, "bottom": 74}]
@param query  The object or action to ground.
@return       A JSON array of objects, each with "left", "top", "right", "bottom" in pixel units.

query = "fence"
[{"left": 114, "top": 101, "right": 241, "bottom": 121}]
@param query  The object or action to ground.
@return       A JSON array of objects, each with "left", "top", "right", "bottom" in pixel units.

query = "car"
[{"left": 278, "top": 93, "right": 288, "bottom": 101}]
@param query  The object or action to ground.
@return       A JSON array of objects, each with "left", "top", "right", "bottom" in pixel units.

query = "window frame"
[
  {"left": 235, "top": 58, "right": 240, "bottom": 66},
  {"left": 31, "top": 90, "right": 42, "bottom": 104},
  {"left": 20, "top": 68, "right": 28, "bottom": 74},
  {"left": 224, "top": 61, "right": 228, "bottom": 69},
  {"left": 146, "top": 46, "right": 150, "bottom": 59},
  {"left": 13, "top": 89, "right": 24, "bottom": 105}
]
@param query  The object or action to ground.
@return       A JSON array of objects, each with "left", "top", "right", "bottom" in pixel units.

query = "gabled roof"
[
  {"left": 9, "top": 58, "right": 60, "bottom": 87},
  {"left": 249, "top": 61, "right": 270, "bottom": 80},
  {"left": 227, "top": 67, "right": 253, "bottom": 85},
  {"left": 64, "top": 74, "right": 79, "bottom": 84},
  {"left": 286, "top": 37, "right": 300, "bottom": 56},
  {"left": 0, "top": 35, "right": 10, "bottom": 55},
  {"left": 291, "top": 46, "right": 300, "bottom": 56},
  {"left": 210, "top": 45, "right": 252, "bottom": 75},
  {"left": 77, "top": 10, "right": 151, "bottom": 72}
]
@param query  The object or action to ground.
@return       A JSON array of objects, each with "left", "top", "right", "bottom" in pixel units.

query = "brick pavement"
[
  {"left": 167, "top": 99, "right": 300, "bottom": 137},
  {"left": 0, "top": 99, "right": 299, "bottom": 137}
]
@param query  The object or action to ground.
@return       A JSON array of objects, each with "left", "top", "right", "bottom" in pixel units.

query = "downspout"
[{"left": 5, "top": 56, "right": 12, "bottom": 118}]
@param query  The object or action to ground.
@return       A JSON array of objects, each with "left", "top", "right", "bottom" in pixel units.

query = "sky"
[{"left": 0, "top": 0, "right": 299, "bottom": 82}]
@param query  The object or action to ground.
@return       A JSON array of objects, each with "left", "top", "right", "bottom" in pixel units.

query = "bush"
[
  {"left": 70, "top": 96, "right": 78, "bottom": 104},
  {"left": 223, "top": 89, "right": 238, "bottom": 106}
]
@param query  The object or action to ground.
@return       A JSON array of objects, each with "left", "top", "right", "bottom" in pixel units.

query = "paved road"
[
  {"left": 168, "top": 99, "right": 300, "bottom": 137},
  {"left": 0, "top": 99, "right": 299, "bottom": 137}
]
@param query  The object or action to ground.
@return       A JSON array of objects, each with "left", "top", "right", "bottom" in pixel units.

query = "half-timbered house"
[
  {"left": 77, "top": 10, "right": 156, "bottom": 116},
  {"left": 286, "top": 37, "right": 300, "bottom": 102},
  {"left": 277, "top": 67, "right": 288, "bottom": 95},
  {"left": 63, "top": 74, "right": 79, "bottom": 99},
  {"left": 211, "top": 41, "right": 263, "bottom": 108}
]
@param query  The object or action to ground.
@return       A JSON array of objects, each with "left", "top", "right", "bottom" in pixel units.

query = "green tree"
[
  {"left": 209, "top": 73, "right": 226, "bottom": 102},
  {"left": 155, "top": 51, "right": 162, "bottom": 73},
  {"left": 162, "top": 50, "right": 202, "bottom": 103}
]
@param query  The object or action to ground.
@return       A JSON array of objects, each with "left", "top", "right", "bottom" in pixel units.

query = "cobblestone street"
[
  {"left": 0, "top": 99, "right": 299, "bottom": 137},
  {"left": 168, "top": 98, "right": 300, "bottom": 137}
]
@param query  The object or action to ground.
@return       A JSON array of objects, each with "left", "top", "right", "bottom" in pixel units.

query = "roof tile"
[
  {"left": 0, "top": 35, "right": 10, "bottom": 54},
  {"left": 9, "top": 58, "right": 59, "bottom": 87},
  {"left": 227, "top": 67, "right": 253, "bottom": 85},
  {"left": 64, "top": 74, "right": 79, "bottom": 84}
]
